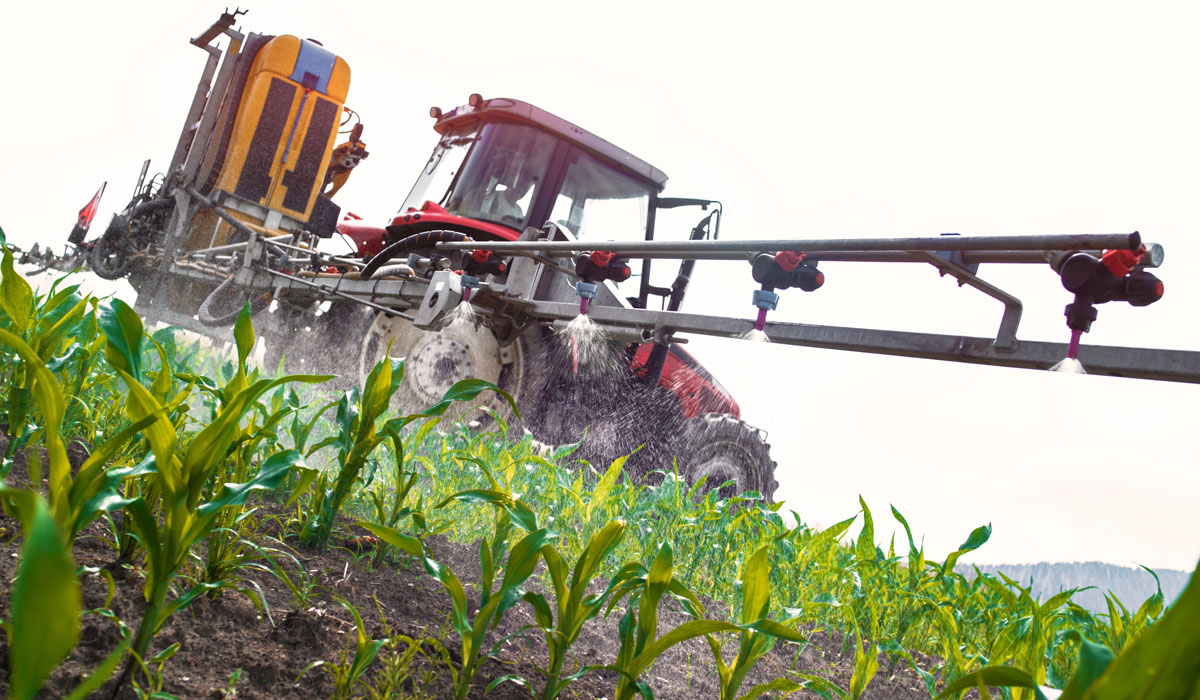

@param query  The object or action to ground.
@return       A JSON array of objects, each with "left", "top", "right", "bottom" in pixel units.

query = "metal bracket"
[
  {"left": 413, "top": 270, "right": 464, "bottom": 330},
  {"left": 909, "top": 250, "right": 1023, "bottom": 352}
]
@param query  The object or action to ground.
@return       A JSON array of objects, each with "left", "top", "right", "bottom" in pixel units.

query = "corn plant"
[
  {"left": 302, "top": 368, "right": 517, "bottom": 550},
  {"left": 935, "top": 558, "right": 1198, "bottom": 699},
  {"left": 700, "top": 545, "right": 807, "bottom": 700},
  {"left": 201, "top": 380, "right": 308, "bottom": 587},
  {"left": 362, "top": 490, "right": 550, "bottom": 700},
  {"left": 299, "top": 596, "right": 388, "bottom": 700},
  {"left": 0, "top": 340, "right": 129, "bottom": 699},
  {"left": 99, "top": 301, "right": 328, "bottom": 681},
  {"left": 604, "top": 541, "right": 705, "bottom": 700},
  {"left": 299, "top": 355, "right": 403, "bottom": 550},
  {"left": 0, "top": 488, "right": 81, "bottom": 700},
  {"left": 518, "top": 519, "right": 638, "bottom": 699},
  {"left": 365, "top": 425, "right": 427, "bottom": 567}
]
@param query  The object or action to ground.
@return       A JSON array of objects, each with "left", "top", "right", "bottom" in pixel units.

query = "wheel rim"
[
  {"left": 688, "top": 445, "right": 755, "bottom": 497},
  {"left": 677, "top": 416, "right": 776, "bottom": 500},
  {"left": 358, "top": 311, "right": 525, "bottom": 419}
]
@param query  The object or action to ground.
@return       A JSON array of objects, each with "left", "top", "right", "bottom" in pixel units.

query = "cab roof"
[{"left": 433, "top": 96, "right": 669, "bottom": 192}]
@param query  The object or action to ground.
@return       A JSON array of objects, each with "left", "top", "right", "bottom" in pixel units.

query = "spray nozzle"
[
  {"left": 751, "top": 288, "right": 779, "bottom": 331},
  {"left": 460, "top": 273, "right": 480, "bottom": 303},
  {"left": 576, "top": 281, "right": 598, "bottom": 315}
]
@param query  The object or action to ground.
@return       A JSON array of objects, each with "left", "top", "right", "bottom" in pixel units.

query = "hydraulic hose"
[
  {"left": 642, "top": 216, "right": 713, "bottom": 384},
  {"left": 197, "top": 276, "right": 273, "bottom": 327},
  {"left": 361, "top": 230, "right": 474, "bottom": 279}
]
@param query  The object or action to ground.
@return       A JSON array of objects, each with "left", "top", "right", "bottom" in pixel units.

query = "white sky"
[{"left": 2, "top": 1, "right": 1197, "bottom": 571}]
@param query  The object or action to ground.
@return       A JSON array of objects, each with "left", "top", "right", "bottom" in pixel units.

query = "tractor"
[{"left": 288, "top": 94, "right": 779, "bottom": 496}]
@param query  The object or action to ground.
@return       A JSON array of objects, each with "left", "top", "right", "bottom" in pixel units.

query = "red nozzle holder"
[
  {"left": 1101, "top": 246, "right": 1145, "bottom": 278},
  {"left": 590, "top": 250, "right": 615, "bottom": 266},
  {"left": 471, "top": 249, "right": 492, "bottom": 263},
  {"left": 775, "top": 251, "right": 806, "bottom": 272}
]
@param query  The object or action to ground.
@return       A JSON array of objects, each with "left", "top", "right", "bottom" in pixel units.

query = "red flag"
[{"left": 76, "top": 182, "right": 106, "bottom": 231}]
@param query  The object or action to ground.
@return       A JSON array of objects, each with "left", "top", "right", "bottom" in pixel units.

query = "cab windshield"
[{"left": 401, "top": 122, "right": 557, "bottom": 231}]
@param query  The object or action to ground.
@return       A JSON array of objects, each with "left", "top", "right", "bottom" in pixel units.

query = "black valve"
[
  {"left": 464, "top": 249, "right": 506, "bottom": 277},
  {"left": 751, "top": 252, "right": 824, "bottom": 292},
  {"left": 575, "top": 251, "right": 631, "bottom": 284},
  {"left": 1055, "top": 247, "right": 1163, "bottom": 334},
  {"left": 1119, "top": 269, "right": 1165, "bottom": 307}
]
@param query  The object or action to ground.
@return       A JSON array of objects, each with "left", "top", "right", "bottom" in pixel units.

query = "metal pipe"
[
  {"left": 608, "top": 251, "right": 1066, "bottom": 263},
  {"left": 261, "top": 268, "right": 416, "bottom": 320},
  {"left": 259, "top": 238, "right": 368, "bottom": 268},
  {"left": 548, "top": 319, "right": 654, "bottom": 344},
  {"left": 437, "top": 232, "right": 1141, "bottom": 256}
]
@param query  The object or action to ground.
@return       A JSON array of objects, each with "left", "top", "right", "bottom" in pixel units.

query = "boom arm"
[{"left": 429, "top": 230, "right": 1200, "bottom": 384}]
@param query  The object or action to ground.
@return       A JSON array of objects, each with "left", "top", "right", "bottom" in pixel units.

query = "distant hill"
[{"left": 958, "top": 561, "right": 1192, "bottom": 613}]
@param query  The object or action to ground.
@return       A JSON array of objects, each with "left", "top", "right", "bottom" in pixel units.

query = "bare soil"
[{"left": 0, "top": 438, "right": 938, "bottom": 699}]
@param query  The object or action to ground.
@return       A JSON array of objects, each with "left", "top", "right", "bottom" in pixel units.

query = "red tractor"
[{"left": 330, "top": 95, "right": 777, "bottom": 497}]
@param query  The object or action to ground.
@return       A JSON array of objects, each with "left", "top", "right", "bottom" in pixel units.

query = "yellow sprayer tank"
[{"left": 215, "top": 35, "right": 350, "bottom": 220}]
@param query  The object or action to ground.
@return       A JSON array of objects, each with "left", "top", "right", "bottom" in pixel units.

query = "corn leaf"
[
  {"left": 936, "top": 666, "right": 1040, "bottom": 699},
  {"left": 856, "top": 496, "right": 876, "bottom": 567},
  {"left": 848, "top": 641, "right": 879, "bottom": 699},
  {"left": 233, "top": 303, "right": 254, "bottom": 369},
  {"left": 0, "top": 247, "right": 33, "bottom": 333},
  {"left": 942, "top": 523, "right": 993, "bottom": 574},
  {"left": 586, "top": 452, "right": 631, "bottom": 524},
  {"left": 1074, "top": 558, "right": 1200, "bottom": 700},
  {"left": 420, "top": 378, "right": 518, "bottom": 419},
  {"left": 742, "top": 546, "right": 771, "bottom": 624},
  {"left": 738, "top": 678, "right": 805, "bottom": 700},
  {"left": 4, "top": 490, "right": 81, "bottom": 700},
  {"left": 354, "top": 521, "right": 424, "bottom": 558},
  {"left": 99, "top": 299, "right": 144, "bottom": 382}
]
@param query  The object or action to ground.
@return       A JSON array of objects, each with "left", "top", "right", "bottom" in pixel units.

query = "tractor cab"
[{"left": 340, "top": 94, "right": 681, "bottom": 304}]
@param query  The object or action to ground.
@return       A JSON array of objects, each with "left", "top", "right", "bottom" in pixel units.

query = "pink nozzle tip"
[
  {"left": 579, "top": 297, "right": 590, "bottom": 315},
  {"left": 754, "top": 308, "right": 768, "bottom": 332},
  {"left": 462, "top": 288, "right": 471, "bottom": 303},
  {"left": 1067, "top": 329, "right": 1083, "bottom": 359}
]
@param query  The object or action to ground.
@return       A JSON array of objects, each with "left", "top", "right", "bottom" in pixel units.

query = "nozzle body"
[
  {"left": 751, "top": 253, "right": 824, "bottom": 292},
  {"left": 575, "top": 252, "right": 631, "bottom": 284}
]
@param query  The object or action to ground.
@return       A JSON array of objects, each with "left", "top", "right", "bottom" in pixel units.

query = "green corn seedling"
[
  {"left": 605, "top": 541, "right": 706, "bottom": 700},
  {"left": 702, "top": 545, "right": 807, "bottom": 700},
  {"left": 519, "top": 519, "right": 636, "bottom": 699},
  {"left": 100, "top": 301, "right": 328, "bottom": 681}
]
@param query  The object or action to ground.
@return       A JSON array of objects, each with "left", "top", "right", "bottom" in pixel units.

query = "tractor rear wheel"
[{"left": 674, "top": 413, "right": 778, "bottom": 501}]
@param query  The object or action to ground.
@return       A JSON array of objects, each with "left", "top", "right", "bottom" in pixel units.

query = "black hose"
[
  {"left": 361, "top": 230, "right": 473, "bottom": 279},
  {"left": 642, "top": 217, "right": 712, "bottom": 384},
  {"left": 197, "top": 276, "right": 273, "bottom": 327},
  {"left": 129, "top": 197, "right": 175, "bottom": 219}
]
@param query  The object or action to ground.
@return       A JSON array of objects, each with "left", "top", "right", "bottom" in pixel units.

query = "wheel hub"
[
  {"left": 359, "top": 310, "right": 525, "bottom": 419},
  {"left": 410, "top": 336, "right": 474, "bottom": 400}
]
